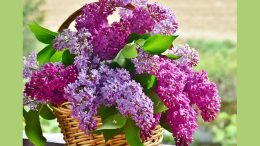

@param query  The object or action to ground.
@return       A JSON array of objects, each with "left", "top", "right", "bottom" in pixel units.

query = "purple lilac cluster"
[
  {"left": 52, "top": 28, "right": 92, "bottom": 55},
  {"left": 132, "top": 45, "right": 221, "bottom": 145},
  {"left": 65, "top": 62, "right": 155, "bottom": 137},
  {"left": 74, "top": 0, "right": 179, "bottom": 60},
  {"left": 24, "top": 63, "right": 78, "bottom": 105}
]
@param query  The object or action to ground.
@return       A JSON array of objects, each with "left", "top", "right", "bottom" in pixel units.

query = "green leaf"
[
  {"left": 121, "top": 44, "right": 137, "bottom": 59},
  {"left": 133, "top": 73, "right": 157, "bottom": 90},
  {"left": 24, "top": 110, "right": 46, "bottom": 146},
  {"left": 37, "top": 45, "right": 56, "bottom": 66},
  {"left": 124, "top": 118, "right": 143, "bottom": 146},
  {"left": 50, "top": 50, "right": 64, "bottom": 62},
  {"left": 112, "top": 44, "right": 136, "bottom": 73},
  {"left": 146, "top": 90, "right": 168, "bottom": 113},
  {"left": 160, "top": 111, "right": 172, "bottom": 133},
  {"left": 39, "top": 104, "right": 56, "bottom": 120},
  {"left": 135, "top": 39, "right": 146, "bottom": 46},
  {"left": 98, "top": 105, "right": 118, "bottom": 121},
  {"left": 62, "top": 49, "right": 75, "bottom": 66},
  {"left": 164, "top": 54, "right": 181, "bottom": 60},
  {"left": 128, "top": 33, "right": 151, "bottom": 43},
  {"left": 102, "top": 128, "right": 124, "bottom": 142},
  {"left": 97, "top": 113, "right": 127, "bottom": 130},
  {"left": 29, "top": 22, "right": 57, "bottom": 44},
  {"left": 142, "top": 35, "right": 178, "bottom": 54}
]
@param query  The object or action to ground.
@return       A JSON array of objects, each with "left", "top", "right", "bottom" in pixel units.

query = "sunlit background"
[{"left": 23, "top": 0, "right": 237, "bottom": 145}]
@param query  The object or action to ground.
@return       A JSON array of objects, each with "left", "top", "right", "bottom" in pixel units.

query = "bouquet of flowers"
[{"left": 23, "top": 0, "right": 221, "bottom": 146}]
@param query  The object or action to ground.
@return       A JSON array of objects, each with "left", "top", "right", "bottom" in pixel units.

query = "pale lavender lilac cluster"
[
  {"left": 23, "top": 52, "right": 38, "bottom": 79},
  {"left": 132, "top": 45, "right": 221, "bottom": 145},
  {"left": 52, "top": 28, "right": 92, "bottom": 55},
  {"left": 65, "top": 60, "right": 155, "bottom": 136}
]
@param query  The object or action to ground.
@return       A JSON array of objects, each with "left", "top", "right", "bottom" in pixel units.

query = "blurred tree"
[{"left": 23, "top": 0, "right": 45, "bottom": 56}]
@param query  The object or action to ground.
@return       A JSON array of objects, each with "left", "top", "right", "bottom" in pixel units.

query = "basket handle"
[{"left": 57, "top": 3, "right": 135, "bottom": 33}]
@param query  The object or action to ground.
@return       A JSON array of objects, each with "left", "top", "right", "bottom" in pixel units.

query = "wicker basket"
[
  {"left": 52, "top": 102, "right": 164, "bottom": 146},
  {"left": 53, "top": 3, "right": 164, "bottom": 146}
]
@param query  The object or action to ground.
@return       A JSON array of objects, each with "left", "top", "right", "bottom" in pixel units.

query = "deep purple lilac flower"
[
  {"left": 75, "top": 0, "right": 117, "bottom": 34},
  {"left": 128, "top": 7, "right": 155, "bottom": 34},
  {"left": 92, "top": 20, "right": 131, "bottom": 60},
  {"left": 24, "top": 63, "right": 78, "bottom": 105}
]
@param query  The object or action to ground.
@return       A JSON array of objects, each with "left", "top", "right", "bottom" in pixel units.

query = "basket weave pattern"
[{"left": 52, "top": 102, "right": 164, "bottom": 146}]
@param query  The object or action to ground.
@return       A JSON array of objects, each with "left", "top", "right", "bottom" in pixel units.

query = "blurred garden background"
[{"left": 23, "top": 0, "right": 237, "bottom": 145}]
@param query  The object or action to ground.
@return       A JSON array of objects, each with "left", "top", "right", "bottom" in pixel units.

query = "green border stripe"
[
  {"left": 238, "top": 0, "right": 260, "bottom": 145},
  {"left": 0, "top": 0, "right": 22, "bottom": 145}
]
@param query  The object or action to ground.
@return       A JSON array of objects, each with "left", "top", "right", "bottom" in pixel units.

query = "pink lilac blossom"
[
  {"left": 185, "top": 71, "right": 221, "bottom": 122},
  {"left": 92, "top": 20, "right": 131, "bottom": 60},
  {"left": 52, "top": 28, "right": 92, "bottom": 55},
  {"left": 23, "top": 52, "right": 38, "bottom": 79},
  {"left": 166, "top": 101, "right": 198, "bottom": 146},
  {"left": 24, "top": 63, "right": 78, "bottom": 105},
  {"left": 132, "top": 48, "right": 220, "bottom": 145}
]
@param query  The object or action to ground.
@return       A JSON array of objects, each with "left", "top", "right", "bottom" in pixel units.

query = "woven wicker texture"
[{"left": 52, "top": 102, "right": 164, "bottom": 146}]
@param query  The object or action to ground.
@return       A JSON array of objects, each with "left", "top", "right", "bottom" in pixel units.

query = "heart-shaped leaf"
[
  {"left": 29, "top": 22, "right": 57, "bottom": 44},
  {"left": 146, "top": 90, "right": 168, "bottom": 113},
  {"left": 143, "top": 35, "right": 178, "bottom": 54},
  {"left": 24, "top": 109, "right": 46, "bottom": 146},
  {"left": 39, "top": 104, "right": 56, "bottom": 120},
  {"left": 124, "top": 118, "right": 143, "bottom": 146},
  {"left": 37, "top": 45, "right": 56, "bottom": 66}
]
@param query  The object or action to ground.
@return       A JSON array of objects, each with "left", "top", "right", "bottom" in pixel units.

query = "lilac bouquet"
[{"left": 23, "top": 0, "right": 221, "bottom": 146}]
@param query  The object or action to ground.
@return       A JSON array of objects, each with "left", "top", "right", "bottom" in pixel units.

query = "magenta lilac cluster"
[
  {"left": 24, "top": 63, "right": 78, "bottom": 105},
  {"left": 132, "top": 44, "right": 221, "bottom": 145},
  {"left": 71, "top": 0, "right": 178, "bottom": 60}
]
